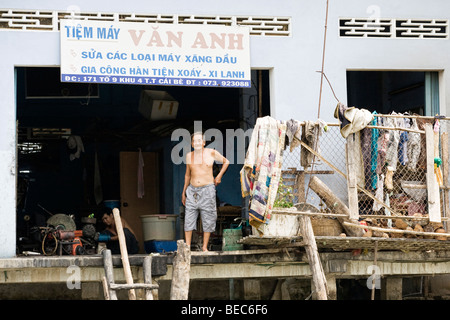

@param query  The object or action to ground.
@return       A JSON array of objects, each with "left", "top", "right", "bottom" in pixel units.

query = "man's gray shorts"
[{"left": 185, "top": 184, "right": 217, "bottom": 233}]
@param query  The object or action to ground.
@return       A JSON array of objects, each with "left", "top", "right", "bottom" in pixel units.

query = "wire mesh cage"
[{"left": 278, "top": 114, "right": 449, "bottom": 238}]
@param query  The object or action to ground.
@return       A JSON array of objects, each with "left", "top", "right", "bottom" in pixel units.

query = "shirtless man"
[{"left": 182, "top": 132, "right": 229, "bottom": 251}]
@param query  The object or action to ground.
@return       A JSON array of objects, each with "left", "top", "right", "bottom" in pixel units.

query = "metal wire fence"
[
  {"left": 281, "top": 123, "right": 347, "bottom": 211},
  {"left": 280, "top": 115, "right": 449, "bottom": 233}
]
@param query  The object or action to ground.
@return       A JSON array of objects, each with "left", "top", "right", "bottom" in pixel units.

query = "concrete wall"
[{"left": 1, "top": 0, "right": 450, "bottom": 257}]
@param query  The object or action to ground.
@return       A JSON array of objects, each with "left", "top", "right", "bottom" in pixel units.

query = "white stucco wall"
[{"left": 0, "top": 0, "right": 449, "bottom": 257}]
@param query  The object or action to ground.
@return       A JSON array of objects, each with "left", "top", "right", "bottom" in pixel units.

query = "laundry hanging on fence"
[
  {"left": 361, "top": 111, "right": 379, "bottom": 190},
  {"left": 359, "top": 112, "right": 424, "bottom": 212},
  {"left": 285, "top": 118, "right": 301, "bottom": 151},
  {"left": 384, "top": 113, "right": 402, "bottom": 172},
  {"left": 240, "top": 116, "right": 286, "bottom": 231},
  {"left": 286, "top": 118, "right": 327, "bottom": 169},
  {"left": 334, "top": 103, "right": 374, "bottom": 138},
  {"left": 407, "top": 118, "right": 421, "bottom": 171},
  {"left": 301, "top": 120, "right": 317, "bottom": 169}
]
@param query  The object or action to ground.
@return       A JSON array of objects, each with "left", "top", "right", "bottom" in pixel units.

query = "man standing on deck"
[{"left": 182, "top": 131, "right": 229, "bottom": 251}]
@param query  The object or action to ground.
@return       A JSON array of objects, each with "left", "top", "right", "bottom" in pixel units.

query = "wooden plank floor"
[{"left": 240, "top": 235, "right": 450, "bottom": 251}]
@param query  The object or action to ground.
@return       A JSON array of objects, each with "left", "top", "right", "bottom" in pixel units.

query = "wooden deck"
[{"left": 240, "top": 235, "right": 450, "bottom": 251}]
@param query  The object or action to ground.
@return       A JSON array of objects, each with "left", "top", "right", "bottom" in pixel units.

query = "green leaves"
[{"left": 274, "top": 177, "right": 294, "bottom": 208}]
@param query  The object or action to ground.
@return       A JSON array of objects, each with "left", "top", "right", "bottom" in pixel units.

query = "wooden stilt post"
[
  {"left": 102, "top": 249, "right": 118, "bottom": 300},
  {"left": 371, "top": 241, "right": 378, "bottom": 300},
  {"left": 112, "top": 208, "right": 137, "bottom": 300},
  {"left": 143, "top": 255, "right": 154, "bottom": 300},
  {"left": 170, "top": 240, "right": 191, "bottom": 300},
  {"left": 299, "top": 215, "right": 328, "bottom": 300}
]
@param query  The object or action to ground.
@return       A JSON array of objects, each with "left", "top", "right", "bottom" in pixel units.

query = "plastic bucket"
[
  {"left": 140, "top": 214, "right": 177, "bottom": 241},
  {"left": 222, "top": 228, "right": 243, "bottom": 251},
  {"left": 104, "top": 200, "right": 120, "bottom": 209}
]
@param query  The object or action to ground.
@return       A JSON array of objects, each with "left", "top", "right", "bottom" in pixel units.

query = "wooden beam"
[
  {"left": 143, "top": 255, "right": 155, "bottom": 300},
  {"left": 309, "top": 176, "right": 364, "bottom": 237},
  {"left": 102, "top": 249, "right": 118, "bottom": 300},
  {"left": 346, "top": 133, "right": 360, "bottom": 220},
  {"left": 442, "top": 132, "right": 449, "bottom": 231},
  {"left": 425, "top": 124, "right": 441, "bottom": 222},
  {"left": 109, "top": 283, "right": 158, "bottom": 290},
  {"left": 113, "top": 208, "right": 137, "bottom": 300},
  {"left": 343, "top": 221, "right": 450, "bottom": 237},
  {"left": 299, "top": 216, "right": 328, "bottom": 300},
  {"left": 296, "top": 171, "right": 306, "bottom": 203}
]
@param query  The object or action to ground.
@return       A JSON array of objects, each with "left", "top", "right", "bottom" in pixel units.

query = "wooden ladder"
[
  {"left": 101, "top": 208, "right": 158, "bottom": 300},
  {"left": 102, "top": 249, "right": 159, "bottom": 300}
]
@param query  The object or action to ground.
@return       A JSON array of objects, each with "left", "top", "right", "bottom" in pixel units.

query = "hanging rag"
[
  {"left": 352, "top": 131, "right": 365, "bottom": 188},
  {"left": 407, "top": 118, "right": 421, "bottom": 171},
  {"left": 361, "top": 128, "right": 373, "bottom": 190},
  {"left": 360, "top": 112, "right": 379, "bottom": 191},
  {"left": 137, "top": 148, "right": 145, "bottom": 199},
  {"left": 384, "top": 114, "right": 401, "bottom": 171},
  {"left": 240, "top": 116, "right": 286, "bottom": 232},
  {"left": 67, "top": 135, "right": 85, "bottom": 161},
  {"left": 285, "top": 119, "right": 301, "bottom": 151},
  {"left": 300, "top": 120, "right": 316, "bottom": 169},
  {"left": 334, "top": 103, "right": 374, "bottom": 138},
  {"left": 398, "top": 118, "right": 409, "bottom": 166},
  {"left": 94, "top": 151, "right": 103, "bottom": 205},
  {"left": 376, "top": 117, "right": 389, "bottom": 175},
  {"left": 369, "top": 112, "right": 379, "bottom": 189}
]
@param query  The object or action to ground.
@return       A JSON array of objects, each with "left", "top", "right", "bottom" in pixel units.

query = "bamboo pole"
[
  {"left": 343, "top": 221, "right": 450, "bottom": 238},
  {"left": 365, "top": 125, "right": 424, "bottom": 134},
  {"left": 112, "top": 208, "right": 136, "bottom": 300},
  {"left": 298, "top": 122, "right": 425, "bottom": 134},
  {"left": 270, "top": 209, "right": 450, "bottom": 221},
  {"left": 373, "top": 114, "right": 450, "bottom": 121},
  {"left": 271, "top": 209, "right": 348, "bottom": 218},
  {"left": 359, "top": 214, "right": 450, "bottom": 221}
]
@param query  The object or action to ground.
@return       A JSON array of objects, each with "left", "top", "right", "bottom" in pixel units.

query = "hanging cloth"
[
  {"left": 384, "top": 113, "right": 401, "bottom": 171},
  {"left": 240, "top": 116, "right": 287, "bottom": 232},
  {"left": 369, "top": 111, "right": 379, "bottom": 190},
  {"left": 398, "top": 117, "right": 409, "bottom": 166},
  {"left": 137, "top": 148, "right": 145, "bottom": 199},
  {"left": 407, "top": 118, "right": 421, "bottom": 171},
  {"left": 334, "top": 103, "right": 374, "bottom": 138},
  {"left": 67, "top": 135, "right": 85, "bottom": 161},
  {"left": 300, "top": 120, "right": 316, "bottom": 169}
]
